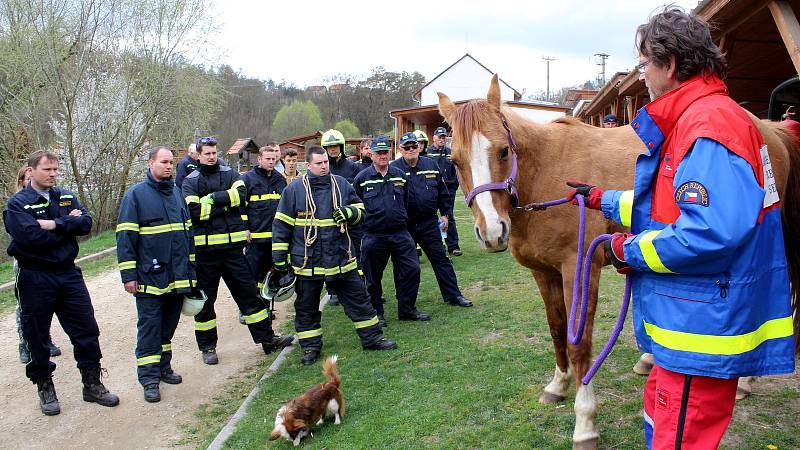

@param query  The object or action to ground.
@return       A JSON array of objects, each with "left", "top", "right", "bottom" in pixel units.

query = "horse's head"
[{"left": 438, "top": 74, "right": 514, "bottom": 253}]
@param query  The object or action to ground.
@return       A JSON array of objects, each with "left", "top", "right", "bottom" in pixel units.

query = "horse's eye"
[{"left": 500, "top": 147, "right": 509, "bottom": 159}]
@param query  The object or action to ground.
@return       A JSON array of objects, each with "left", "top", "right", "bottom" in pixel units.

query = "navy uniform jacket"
[
  {"left": 116, "top": 171, "right": 196, "bottom": 296},
  {"left": 272, "top": 172, "right": 365, "bottom": 279},
  {"left": 4, "top": 185, "right": 92, "bottom": 270},
  {"left": 353, "top": 165, "right": 408, "bottom": 234},
  {"left": 175, "top": 154, "right": 198, "bottom": 189},
  {"left": 390, "top": 156, "right": 452, "bottom": 222},
  {"left": 182, "top": 163, "right": 248, "bottom": 250},
  {"left": 242, "top": 166, "right": 286, "bottom": 242},
  {"left": 329, "top": 155, "right": 361, "bottom": 183},
  {"left": 426, "top": 144, "right": 459, "bottom": 193}
]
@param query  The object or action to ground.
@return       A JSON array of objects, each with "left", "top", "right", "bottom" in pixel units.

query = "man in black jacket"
[
  {"left": 427, "top": 127, "right": 462, "bottom": 256},
  {"left": 5, "top": 150, "right": 119, "bottom": 415},
  {"left": 175, "top": 143, "right": 199, "bottom": 188},
  {"left": 117, "top": 146, "right": 197, "bottom": 403},
  {"left": 183, "top": 137, "right": 292, "bottom": 365}
]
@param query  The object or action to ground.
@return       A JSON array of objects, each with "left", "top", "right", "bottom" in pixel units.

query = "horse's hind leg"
[
  {"left": 737, "top": 376, "right": 757, "bottom": 400},
  {"left": 532, "top": 270, "right": 571, "bottom": 404}
]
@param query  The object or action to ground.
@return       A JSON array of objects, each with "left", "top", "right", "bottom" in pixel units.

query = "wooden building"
[
  {"left": 226, "top": 138, "right": 259, "bottom": 172},
  {"left": 578, "top": 0, "right": 800, "bottom": 125}
]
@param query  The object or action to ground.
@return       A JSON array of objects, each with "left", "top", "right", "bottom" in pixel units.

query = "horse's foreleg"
[
  {"left": 562, "top": 259, "right": 600, "bottom": 450},
  {"left": 737, "top": 376, "right": 757, "bottom": 400},
  {"left": 633, "top": 353, "right": 654, "bottom": 375},
  {"left": 532, "top": 270, "right": 571, "bottom": 404}
]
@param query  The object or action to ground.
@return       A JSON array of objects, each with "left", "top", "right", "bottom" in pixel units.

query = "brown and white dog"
[{"left": 270, "top": 355, "right": 344, "bottom": 446}]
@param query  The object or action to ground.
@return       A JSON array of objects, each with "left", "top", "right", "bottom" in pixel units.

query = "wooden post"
[{"left": 769, "top": 0, "right": 800, "bottom": 74}]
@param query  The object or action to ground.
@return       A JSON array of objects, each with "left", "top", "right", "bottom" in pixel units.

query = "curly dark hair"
[{"left": 636, "top": 6, "right": 727, "bottom": 81}]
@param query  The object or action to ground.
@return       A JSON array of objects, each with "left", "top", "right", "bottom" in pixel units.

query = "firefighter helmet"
[
  {"left": 414, "top": 130, "right": 429, "bottom": 143},
  {"left": 321, "top": 129, "right": 345, "bottom": 148},
  {"left": 182, "top": 288, "right": 208, "bottom": 316},
  {"left": 261, "top": 269, "right": 296, "bottom": 303}
]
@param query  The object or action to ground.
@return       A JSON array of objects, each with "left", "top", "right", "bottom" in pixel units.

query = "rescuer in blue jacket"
[
  {"left": 427, "top": 127, "right": 461, "bottom": 256},
  {"left": 175, "top": 143, "right": 199, "bottom": 189},
  {"left": 116, "top": 146, "right": 198, "bottom": 403},
  {"left": 390, "top": 132, "right": 473, "bottom": 308},
  {"left": 4, "top": 150, "right": 119, "bottom": 415},
  {"left": 354, "top": 136, "right": 427, "bottom": 326}
]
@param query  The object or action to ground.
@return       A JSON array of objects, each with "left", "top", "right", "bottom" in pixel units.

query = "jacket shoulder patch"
[{"left": 675, "top": 181, "right": 709, "bottom": 206}]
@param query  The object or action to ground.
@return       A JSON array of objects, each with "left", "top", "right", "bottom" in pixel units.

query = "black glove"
[
  {"left": 333, "top": 206, "right": 358, "bottom": 224},
  {"left": 566, "top": 181, "right": 604, "bottom": 210}
]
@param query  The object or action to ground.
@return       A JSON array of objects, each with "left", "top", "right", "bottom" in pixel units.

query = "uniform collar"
[
  {"left": 254, "top": 166, "right": 275, "bottom": 178},
  {"left": 146, "top": 169, "right": 175, "bottom": 193},
  {"left": 21, "top": 183, "right": 54, "bottom": 201}
]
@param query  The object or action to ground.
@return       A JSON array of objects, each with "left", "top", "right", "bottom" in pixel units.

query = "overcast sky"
[{"left": 215, "top": 0, "right": 699, "bottom": 97}]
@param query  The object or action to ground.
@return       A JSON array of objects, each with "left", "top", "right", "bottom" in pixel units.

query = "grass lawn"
[{"left": 189, "top": 201, "right": 798, "bottom": 449}]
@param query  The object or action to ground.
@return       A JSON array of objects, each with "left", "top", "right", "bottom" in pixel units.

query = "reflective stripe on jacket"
[
  {"left": 243, "top": 167, "right": 286, "bottom": 242},
  {"left": 182, "top": 163, "right": 248, "bottom": 250},
  {"left": 601, "top": 75, "right": 794, "bottom": 378},
  {"left": 390, "top": 156, "right": 452, "bottom": 221},
  {"left": 353, "top": 165, "right": 409, "bottom": 234}
]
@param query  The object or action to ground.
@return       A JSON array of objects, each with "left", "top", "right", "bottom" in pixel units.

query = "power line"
[
  {"left": 542, "top": 56, "right": 557, "bottom": 101},
  {"left": 594, "top": 53, "right": 609, "bottom": 86}
]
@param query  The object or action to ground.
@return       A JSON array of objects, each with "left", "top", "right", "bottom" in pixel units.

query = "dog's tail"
[{"left": 322, "top": 355, "right": 340, "bottom": 386}]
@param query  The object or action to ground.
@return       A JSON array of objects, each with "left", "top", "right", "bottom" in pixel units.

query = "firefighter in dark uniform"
[
  {"left": 414, "top": 130, "right": 429, "bottom": 156},
  {"left": 183, "top": 137, "right": 292, "bottom": 365},
  {"left": 427, "top": 127, "right": 462, "bottom": 256},
  {"left": 242, "top": 145, "right": 286, "bottom": 289},
  {"left": 353, "top": 138, "right": 373, "bottom": 173},
  {"left": 175, "top": 143, "right": 199, "bottom": 189},
  {"left": 354, "top": 136, "right": 427, "bottom": 327},
  {"left": 116, "top": 146, "right": 197, "bottom": 403},
  {"left": 321, "top": 128, "right": 363, "bottom": 306},
  {"left": 391, "top": 132, "right": 473, "bottom": 308},
  {"left": 272, "top": 146, "right": 397, "bottom": 366},
  {"left": 4, "top": 150, "right": 119, "bottom": 415}
]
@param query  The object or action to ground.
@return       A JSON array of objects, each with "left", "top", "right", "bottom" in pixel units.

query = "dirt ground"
[{"left": 0, "top": 269, "right": 289, "bottom": 450}]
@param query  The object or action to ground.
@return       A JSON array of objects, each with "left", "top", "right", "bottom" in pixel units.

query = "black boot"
[
  {"left": 363, "top": 338, "right": 398, "bottom": 351},
  {"left": 143, "top": 383, "right": 161, "bottom": 403},
  {"left": 262, "top": 335, "right": 294, "bottom": 354},
  {"left": 160, "top": 367, "right": 183, "bottom": 385},
  {"left": 19, "top": 343, "right": 31, "bottom": 364},
  {"left": 47, "top": 337, "right": 62, "bottom": 357},
  {"left": 80, "top": 366, "right": 120, "bottom": 407},
  {"left": 301, "top": 349, "right": 320, "bottom": 365},
  {"left": 36, "top": 378, "right": 61, "bottom": 416}
]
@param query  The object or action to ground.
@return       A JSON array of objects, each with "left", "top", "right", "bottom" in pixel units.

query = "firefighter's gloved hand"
[
  {"left": 199, "top": 194, "right": 215, "bottom": 206},
  {"left": 604, "top": 233, "right": 633, "bottom": 275},
  {"left": 272, "top": 262, "right": 289, "bottom": 281},
  {"left": 566, "top": 181, "right": 603, "bottom": 210},
  {"left": 333, "top": 206, "right": 358, "bottom": 224}
]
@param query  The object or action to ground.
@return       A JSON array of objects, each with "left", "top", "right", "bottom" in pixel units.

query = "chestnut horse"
[{"left": 437, "top": 74, "right": 800, "bottom": 449}]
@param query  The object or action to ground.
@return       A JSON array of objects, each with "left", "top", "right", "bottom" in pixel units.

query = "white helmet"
[
  {"left": 261, "top": 270, "right": 296, "bottom": 303},
  {"left": 182, "top": 288, "right": 208, "bottom": 316}
]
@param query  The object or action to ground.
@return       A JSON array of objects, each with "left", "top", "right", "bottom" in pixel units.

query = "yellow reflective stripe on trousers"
[
  {"left": 241, "top": 215, "right": 248, "bottom": 221},
  {"left": 637, "top": 230, "right": 674, "bottom": 273},
  {"left": 140, "top": 222, "right": 190, "bottom": 235},
  {"left": 249, "top": 193, "right": 281, "bottom": 201},
  {"left": 275, "top": 212, "right": 295, "bottom": 226},
  {"left": 195, "top": 319, "right": 217, "bottom": 331},
  {"left": 116, "top": 222, "right": 140, "bottom": 233},
  {"left": 199, "top": 202, "right": 211, "bottom": 221},
  {"left": 161, "top": 344, "right": 172, "bottom": 352},
  {"left": 118, "top": 260, "right": 136, "bottom": 270},
  {"left": 272, "top": 242, "right": 289, "bottom": 251},
  {"left": 136, "top": 280, "right": 193, "bottom": 295},
  {"left": 250, "top": 231, "right": 272, "bottom": 239},
  {"left": 619, "top": 190, "right": 634, "bottom": 227},
  {"left": 644, "top": 316, "right": 793, "bottom": 355},
  {"left": 354, "top": 316, "right": 379, "bottom": 329},
  {"left": 243, "top": 308, "right": 269, "bottom": 324},
  {"left": 297, "top": 328, "right": 322, "bottom": 340},
  {"left": 194, "top": 231, "right": 248, "bottom": 246},
  {"left": 292, "top": 258, "right": 358, "bottom": 277},
  {"left": 136, "top": 355, "right": 161, "bottom": 366}
]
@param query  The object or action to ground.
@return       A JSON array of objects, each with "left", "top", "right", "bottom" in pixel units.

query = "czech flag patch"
[{"left": 675, "top": 181, "right": 709, "bottom": 206}]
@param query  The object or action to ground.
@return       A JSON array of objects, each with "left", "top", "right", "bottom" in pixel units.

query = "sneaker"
[
  {"left": 36, "top": 378, "right": 61, "bottom": 416},
  {"left": 143, "top": 383, "right": 161, "bottom": 403},
  {"left": 47, "top": 338, "right": 61, "bottom": 357},
  {"left": 201, "top": 349, "right": 218, "bottom": 365},
  {"left": 160, "top": 368, "right": 183, "bottom": 385},
  {"left": 449, "top": 248, "right": 463, "bottom": 257},
  {"left": 301, "top": 349, "right": 320, "bottom": 365},
  {"left": 19, "top": 343, "right": 31, "bottom": 364},
  {"left": 363, "top": 338, "right": 398, "bottom": 351},
  {"left": 262, "top": 335, "right": 294, "bottom": 354}
]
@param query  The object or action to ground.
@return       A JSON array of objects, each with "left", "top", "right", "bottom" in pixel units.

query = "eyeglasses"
[
  {"left": 198, "top": 136, "right": 218, "bottom": 145},
  {"left": 635, "top": 59, "right": 652, "bottom": 74},
  {"left": 402, "top": 144, "right": 419, "bottom": 150}
]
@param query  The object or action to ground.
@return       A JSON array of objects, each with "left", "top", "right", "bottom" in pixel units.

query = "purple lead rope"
[{"left": 533, "top": 194, "right": 633, "bottom": 385}]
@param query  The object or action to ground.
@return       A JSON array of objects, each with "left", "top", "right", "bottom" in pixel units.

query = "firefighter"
[
  {"left": 243, "top": 145, "right": 286, "bottom": 291},
  {"left": 414, "top": 130, "right": 429, "bottom": 156},
  {"left": 183, "top": 137, "right": 292, "bottom": 365},
  {"left": 272, "top": 146, "right": 397, "bottom": 365},
  {"left": 116, "top": 146, "right": 197, "bottom": 403},
  {"left": 426, "top": 127, "right": 462, "bottom": 256},
  {"left": 353, "top": 138, "right": 373, "bottom": 172},
  {"left": 391, "top": 132, "right": 473, "bottom": 308},
  {"left": 4, "top": 150, "right": 119, "bottom": 415},
  {"left": 175, "top": 143, "right": 199, "bottom": 188},
  {"left": 354, "top": 136, "right": 427, "bottom": 326}
]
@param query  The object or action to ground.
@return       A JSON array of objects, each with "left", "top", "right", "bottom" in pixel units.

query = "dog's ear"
[
  {"left": 292, "top": 419, "right": 307, "bottom": 430},
  {"left": 269, "top": 428, "right": 281, "bottom": 440}
]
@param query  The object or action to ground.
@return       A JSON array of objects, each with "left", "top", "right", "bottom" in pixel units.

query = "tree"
[
  {"left": 333, "top": 119, "right": 360, "bottom": 138},
  {"left": 271, "top": 100, "right": 323, "bottom": 141}
]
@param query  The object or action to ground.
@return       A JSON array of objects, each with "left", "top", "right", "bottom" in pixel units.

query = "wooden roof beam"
[{"left": 769, "top": 0, "right": 800, "bottom": 74}]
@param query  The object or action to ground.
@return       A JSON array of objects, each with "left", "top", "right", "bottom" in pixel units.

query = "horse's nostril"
[
  {"left": 500, "top": 220, "right": 508, "bottom": 240},
  {"left": 475, "top": 226, "right": 483, "bottom": 242}
]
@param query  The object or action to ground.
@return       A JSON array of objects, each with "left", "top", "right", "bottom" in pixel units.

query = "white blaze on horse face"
[{"left": 471, "top": 132, "right": 505, "bottom": 243}]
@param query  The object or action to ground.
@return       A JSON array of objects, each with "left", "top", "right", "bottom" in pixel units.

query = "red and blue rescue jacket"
[{"left": 601, "top": 75, "right": 795, "bottom": 379}]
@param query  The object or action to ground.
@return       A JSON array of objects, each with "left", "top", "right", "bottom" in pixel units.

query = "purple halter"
[{"left": 463, "top": 115, "right": 520, "bottom": 207}]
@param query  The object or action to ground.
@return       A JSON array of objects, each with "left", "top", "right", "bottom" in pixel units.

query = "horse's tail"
[{"left": 776, "top": 119, "right": 800, "bottom": 354}]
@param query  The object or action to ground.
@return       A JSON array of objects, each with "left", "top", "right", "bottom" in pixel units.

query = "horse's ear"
[
  {"left": 487, "top": 74, "right": 501, "bottom": 108},
  {"left": 437, "top": 92, "right": 455, "bottom": 122}
]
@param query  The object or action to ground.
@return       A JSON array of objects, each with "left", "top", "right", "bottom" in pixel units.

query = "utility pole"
[
  {"left": 542, "top": 56, "right": 556, "bottom": 101},
  {"left": 594, "top": 53, "right": 609, "bottom": 86}
]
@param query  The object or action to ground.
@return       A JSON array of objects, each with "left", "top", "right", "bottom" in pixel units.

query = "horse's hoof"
[
  {"left": 632, "top": 359, "right": 653, "bottom": 375},
  {"left": 735, "top": 387, "right": 751, "bottom": 400},
  {"left": 572, "top": 436, "right": 599, "bottom": 450},
  {"left": 539, "top": 390, "right": 566, "bottom": 404}
]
